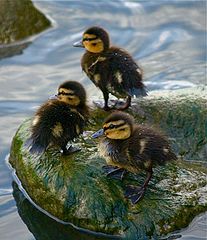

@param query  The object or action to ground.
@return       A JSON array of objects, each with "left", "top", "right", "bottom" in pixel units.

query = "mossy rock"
[
  {"left": 9, "top": 87, "right": 207, "bottom": 239},
  {"left": 0, "top": 0, "right": 51, "bottom": 44},
  {"left": 0, "top": 0, "right": 51, "bottom": 59}
]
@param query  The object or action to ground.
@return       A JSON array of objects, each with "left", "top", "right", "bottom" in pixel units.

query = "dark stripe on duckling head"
[
  {"left": 58, "top": 89, "right": 74, "bottom": 96},
  {"left": 104, "top": 123, "right": 131, "bottom": 140},
  {"left": 103, "top": 112, "right": 134, "bottom": 140},
  {"left": 82, "top": 33, "right": 104, "bottom": 53},
  {"left": 104, "top": 111, "right": 134, "bottom": 127},
  {"left": 103, "top": 120, "right": 126, "bottom": 130},
  {"left": 84, "top": 26, "right": 110, "bottom": 50},
  {"left": 83, "top": 36, "right": 98, "bottom": 42},
  {"left": 58, "top": 81, "right": 86, "bottom": 105},
  {"left": 57, "top": 87, "right": 81, "bottom": 106}
]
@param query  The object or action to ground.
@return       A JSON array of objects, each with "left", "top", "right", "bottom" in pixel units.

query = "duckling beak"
[
  {"left": 73, "top": 40, "right": 84, "bottom": 48},
  {"left": 91, "top": 129, "right": 104, "bottom": 138},
  {"left": 49, "top": 94, "right": 58, "bottom": 100}
]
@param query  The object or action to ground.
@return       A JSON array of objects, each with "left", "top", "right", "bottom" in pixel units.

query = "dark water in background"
[{"left": 0, "top": 0, "right": 206, "bottom": 239}]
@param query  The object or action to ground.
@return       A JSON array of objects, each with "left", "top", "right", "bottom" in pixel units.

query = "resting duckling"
[
  {"left": 92, "top": 111, "right": 176, "bottom": 204},
  {"left": 26, "top": 81, "right": 89, "bottom": 155},
  {"left": 73, "top": 26, "right": 147, "bottom": 111}
]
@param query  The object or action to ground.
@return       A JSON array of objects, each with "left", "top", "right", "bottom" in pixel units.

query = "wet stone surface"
[{"left": 9, "top": 88, "right": 207, "bottom": 239}]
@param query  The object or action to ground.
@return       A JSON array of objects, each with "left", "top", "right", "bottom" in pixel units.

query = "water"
[{"left": 0, "top": 0, "right": 206, "bottom": 239}]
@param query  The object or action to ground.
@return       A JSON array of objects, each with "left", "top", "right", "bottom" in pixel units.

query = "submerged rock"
[{"left": 9, "top": 87, "right": 207, "bottom": 239}]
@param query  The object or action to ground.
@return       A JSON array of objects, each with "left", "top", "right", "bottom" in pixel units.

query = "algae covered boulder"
[
  {"left": 9, "top": 87, "right": 207, "bottom": 239},
  {"left": 0, "top": 0, "right": 51, "bottom": 59},
  {"left": 0, "top": 0, "right": 51, "bottom": 44}
]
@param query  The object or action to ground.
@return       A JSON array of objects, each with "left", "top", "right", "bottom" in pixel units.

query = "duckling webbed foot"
[
  {"left": 92, "top": 100, "right": 112, "bottom": 111},
  {"left": 102, "top": 165, "right": 126, "bottom": 180},
  {"left": 125, "top": 170, "right": 153, "bottom": 204},
  {"left": 103, "top": 105, "right": 113, "bottom": 111},
  {"left": 124, "top": 185, "right": 146, "bottom": 204},
  {"left": 111, "top": 96, "right": 131, "bottom": 110},
  {"left": 62, "top": 145, "right": 81, "bottom": 155}
]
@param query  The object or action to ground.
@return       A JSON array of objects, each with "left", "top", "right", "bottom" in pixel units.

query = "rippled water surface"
[{"left": 0, "top": 1, "right": 206, "bottom": 239}]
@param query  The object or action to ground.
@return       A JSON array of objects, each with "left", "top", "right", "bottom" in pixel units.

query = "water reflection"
[
  {"left": 12, "top": 181, "right": 120, "bottom": 240},
  {"left": 0, "top": 42, "right": 31, "bottom": 60}
]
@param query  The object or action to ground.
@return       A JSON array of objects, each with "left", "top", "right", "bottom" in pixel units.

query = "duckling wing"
[
  {"left": 81, "top": 53, "right": 109, "bottom": 89},
  {"left": 128, "top": 126, "right": 177, "bottom": 169},
  {"left": 27, "top": 101, "right": 85, "bottom": 155},
  {"left": 25, "top": 121, "right": 50, "bottom": 155},
  {"left": 107, "top": 48, "right": 147, "bottom": 97}
]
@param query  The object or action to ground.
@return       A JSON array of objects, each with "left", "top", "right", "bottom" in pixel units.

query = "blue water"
[{"left": 0, "top": 0, "right": 206, "bottom": 239}]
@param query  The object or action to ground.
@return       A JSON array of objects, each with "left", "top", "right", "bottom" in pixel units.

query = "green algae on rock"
[
  {"left": 0, "top": 0, "right": 51, "bottom": 44},
  {"left": 9, "top": 87, "right": 207, "bottom": 239},
  {"left": 0, "top": 0, "right": 51, "bottom": 59},
  {"left": 129, "top": 87, "right": 207, "bottom": 162}
]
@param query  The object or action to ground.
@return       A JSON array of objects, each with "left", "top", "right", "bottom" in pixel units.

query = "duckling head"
[
  {"left": 73, "top": 26, "right": 110, "bottom": 53},
  {"left": 92, "top": 111, "right": 134, "bottom": 140},
  {"left": 56, "top": 81, "right": 87, "bottom": 107}
]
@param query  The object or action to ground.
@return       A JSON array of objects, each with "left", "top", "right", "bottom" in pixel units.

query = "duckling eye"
[
  {"left": 58, "top": 91, "right": 73, "bottom": 96},
  {"left": 109, "top": 124, "right": 115, "bottom": 129},
  {"left": 92, "top": 43, "right": 97, "bottom": 46},
  {"left": 83, "top": 37, "right": 98, "bottom": 42}
]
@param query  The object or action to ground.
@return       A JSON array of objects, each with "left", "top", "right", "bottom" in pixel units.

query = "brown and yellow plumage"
[
  {"left": 92, "top": 111, "right": 176, "bottom": 203},
  {"left": 74, "top": 26, "right": 147, "bottom": 111},
  {"left": 26, "top": 81, "right": 89, "bottom": 155}
]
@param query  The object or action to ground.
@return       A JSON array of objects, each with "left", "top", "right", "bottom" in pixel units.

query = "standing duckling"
[
  {"left": 92, "top": 111, "right": 176, "bottom": 204},
  {"left": 26, "top": 81, "right": 89, "bottom": 155},
  {"left": 73, "top": 26, "right": 147, "bottom": 111}
]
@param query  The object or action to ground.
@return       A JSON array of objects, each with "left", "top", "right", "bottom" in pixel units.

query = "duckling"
[
  {"left": 26, "top": 81, "right": 89, "bottom": 155},
  {"left": 73, "top": 26, "right": 147, "bottom": 111},
  {"left": 92, "top": 111, "right": 176, "bottom": 204}
]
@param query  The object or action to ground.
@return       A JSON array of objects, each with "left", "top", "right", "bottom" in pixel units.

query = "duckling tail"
[
  {"left": 24, "top": 137, "right": 46, "bottom": 155},
  {"left": 128, "top": 87, "right": 147, "bottom": 98},
  {"left": 29, "top": 142, "right": 46, "bottom": 155}
]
